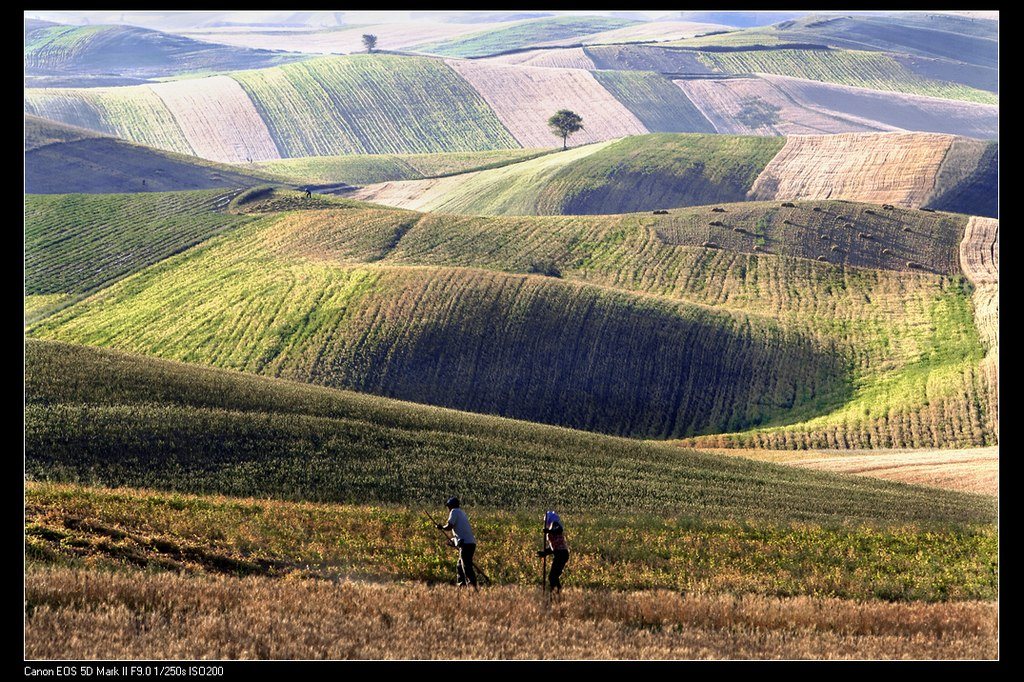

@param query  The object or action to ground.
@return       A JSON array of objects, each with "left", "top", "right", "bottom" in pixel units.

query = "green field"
[
  {"left": 26, "top": 192, "right": 993, "bottom": 449},
  {"left": 25, "top": 341, "right": 994, "bottom": 526},
  {"left": 695, "top": 48, "right": 997, "bottom": 104},
  {"left": 412, "top": 16, "right": 638, "bottom": 58},
  {"left": 24, "top": 86, "right": 194, "bottom": 155},
  {"left": 25, "top": 481, "right": 996, "bottom": 600},
  {"left": 590, "top": 71, "right": 716, "bottom": 133},
  {"left": 231, "top": 55, "right": 520, "bottom": 156},
  {"left": 25, "top": 190, "right": 253, "bottom": 303},
  {"left": 254, "top": 148, "right": 554, "bottom": 186}
]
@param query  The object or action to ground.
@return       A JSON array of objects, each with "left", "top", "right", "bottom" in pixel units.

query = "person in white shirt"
[{"left": 437, "top": 496, "right": 477, "bottom": 588}]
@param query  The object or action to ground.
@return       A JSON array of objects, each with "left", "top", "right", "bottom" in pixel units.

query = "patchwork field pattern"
[
  {"left": 411, "top": 16, "right": 638, "bottom": 58},
  {"left": 445, "top": 60, "right": 648, "bottom": 147},
  {"left": 591, "top": 71, "right": 716, "bottom": 133},
  {"left": 149, "top": 76, "right": 281, "bottom": 163},
  {"left": 482, "top": 47, "right": 597, "bottom": 70},
  {"left": 925, "top": 138, "right": 997, "bottom": 217},
  {"left": 233, "top": 55, "right": 520, "bottom": 156},
  {"left": 24, "top": 86, "right": 194, "bottom": 155},
  {"left": 695, "top": 48, "right": 997, "bottom": 104}
]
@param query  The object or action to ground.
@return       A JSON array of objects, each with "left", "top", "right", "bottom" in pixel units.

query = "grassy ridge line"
[
  {"left": 24, "top": 342, "right": 995, "bottom": 525},
  {"left": 26, "top": 211, "right": 848, "bottom": 440},
  {"left": 25, "top": 566, "right": 998, "bottom": 659},
  {"left": 231, "top": 55, "right": 520, "bottom": 157},
  {"left": 24, "top": 22, "right": 300, "bottom": 78},
  {"left": 253, "top": 148, "right": 555, "bottom": 186},
  {"left": 26, "top": 482, "right": 997, "bottom": 599},
  {"left": 411, "top": 16, "right": 638, "bottom": 58}
]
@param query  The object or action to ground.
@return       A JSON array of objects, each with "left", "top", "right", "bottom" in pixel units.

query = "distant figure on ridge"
[
  {"left": 537, "top": 510, "right": 570, "bottom": 593},
  {"left": 437, "top": 496, "right": 477, "bottom": 588},
  {"left": 305, "top": 188, "right": 312, "bottom": 198}
]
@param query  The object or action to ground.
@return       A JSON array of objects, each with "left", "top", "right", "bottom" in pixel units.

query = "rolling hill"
[
  {"left": 409, "top": 15, "right": 639, "bottom": 57},
  {"left": 26, "top": 191, "right": 997, "bottom": 449},
  {"left": 24, "top": 339, "right": 995, "bottom": 524},
  {"left": 350, "top": 132, "right": 997, "bottom": 218},
  {"left": 25, "top": 115, "right": 275, "bottom": 194},
  {"left": 24, "top": 20, "right": 302, "bottom": 82}
]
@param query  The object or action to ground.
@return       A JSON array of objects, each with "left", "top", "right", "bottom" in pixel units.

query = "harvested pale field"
[
  {"left": 25, "top": 567, "right": 998, "bottom": 660},
  {"left": 446, "top": 59, "right": 648, "bottom": 147},
  {"left": 701, "top": 447, "right": 997, "bottom": 496},
  {"left": 181, "top": 22, "right": 504, "bottom": 55},
  {"left": 537, "top": 21, "right": 731, "bottom": 46},
  {"left": 348, "top": 174, "right": 470, "bottom": 211},
  {"left": 149, "top": 76, "right": 280, "bottom": 163},
  {"left": 960, "top": 216, "right": 999, "bottom": 438},
  {"left": 483, "top": 47, "right": 597, "bottom": 70},
  {"left": 675, "top": 77, "right": 889, "bottom": 136},
  {"left": 793, "top": 448, "right": 998, "bottom": 497},
  {"left": 762, "top": 74, "right": 999, "bottom": 139},
  {"left": 24, "top": 86, "right": 194, "bottom": 156},
  {"left": 749, "top": 132, "right": 955, "bottom": 207}
]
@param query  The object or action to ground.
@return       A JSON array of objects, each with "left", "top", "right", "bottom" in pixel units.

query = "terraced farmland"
[
  {"left": 232, "top": 55, "right": 520, "bottom": 157},
  {"left": 444, "top": 60, "right": 647, "bottom": 148},
  {"left": 25, "top": 190, "right": 252, "bottom": 302},
  {"left": 695, "top": 48, "right": 997, "bottom": 104},
  {"left": 26, "top": 194, "right": 995, "bottom": 449},
  {"left": 925, "top": 139, "right": 998, "bottom": 217},
  {"left": 411, "top": 16, "right": 638, "bottom": 58}
]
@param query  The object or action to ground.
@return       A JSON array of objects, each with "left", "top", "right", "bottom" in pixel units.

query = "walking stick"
[{"left": 540, "top": 524, "right": 547, "bottom": 594}]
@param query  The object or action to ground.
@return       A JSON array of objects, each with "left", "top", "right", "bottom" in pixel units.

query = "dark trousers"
[
  {"left": 549, "top": 549, "right": 569, "bottom": 591},
  {"left": 457, "top": 543, "right": 477, "bottom": 587}
]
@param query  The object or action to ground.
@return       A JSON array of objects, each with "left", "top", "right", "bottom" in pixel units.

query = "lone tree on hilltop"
[
  {"left": 362, "top": 34, "right": 378, "bottom": 53},
  {"left": 548, "top": 109, "right": 584, "bottom": 150}
]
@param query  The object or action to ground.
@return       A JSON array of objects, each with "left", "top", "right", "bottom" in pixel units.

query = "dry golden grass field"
[{"left": 25, "top": 566, "right": 997, "bottom": 660}]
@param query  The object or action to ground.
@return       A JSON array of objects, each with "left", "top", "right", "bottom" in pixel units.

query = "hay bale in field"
[
  {"left": 920, "top": 207, "right": 935, "bottom": 212},
  {"left": 883, "top": 203, "right": 895, "bottom": 210},
  {"left": 733, "top": 227, "right": 747, "bottom": 233},
  {"left": 819, "top": 234, "right": 829, "bottom": 240},
  {"left": 830, "top": 245, "right": 841, "bottom": 252},
  {"left": 902, "top": 226, "right": 912, "bottom": 232},
  {"left": 652, "top": 210, "right": 669, "bottom": 215},
  {"left": 816, "top": 255, "right": 829, "bottom": 262},
  {"left": 709, "top": 220, "right": 724, "bottom": 226},
  {"left": 906, "top": 260, "right": 922, "bottom": 268},
  {"left": 782, "top": 219, "right": 792, "bottom": 225},
  {"left": 702, "top": 241, "right": 720, "bottom": 249},
  {"left": 865, "top": 209, "right": 875, "bottom": 215},
  {"left": 752, "top": 244, "right": 763, "bottom": 251},
  {"left": 882, "top": 248, "right": 892, "bottom": 255},
  {"left": 812, "top": 206, "right": 822, "bottom": 212},
  {"left": 781, "top": 202, "right": 796, "bottom": 207},
  {"left": 844, "top": 223, "right": 854, "bottom": 229},
  {"left": 859, "top": 232, "right": 872, "bottom": 239},
  {"left": 711, "top": 207, "right": 726, "bottom": 212}
]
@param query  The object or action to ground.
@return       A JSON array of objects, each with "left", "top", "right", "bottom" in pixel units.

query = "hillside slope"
[
  {"left": 25, "top": 116, "right": 275, "bottom": 194},
  {"left": 25, "top": 339, "right": 995, "bottom": 524},
  {"left": 24, "top": 21, "right": 301, "bottom": 81},
  {"left": 352, "top": 132, "right": 995, "bottom": 218},
  {"left": 27, "top": 194, "right": 995, "bottom": 449}
]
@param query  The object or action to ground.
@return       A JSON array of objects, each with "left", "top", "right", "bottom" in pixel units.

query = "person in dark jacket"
[
  {"left": 437, "top": 496, "right": 477, "bottom": 588},
  {"left": 537, "top": 510, "right": 570, "bottom": 592}
]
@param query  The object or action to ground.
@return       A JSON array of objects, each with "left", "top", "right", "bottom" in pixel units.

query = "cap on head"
[
  {"left": 545, "top": 510, "right": 561, "bottom": 526},
  {"left": 446, "top": 496, "right": 460, "bottom": 509}
]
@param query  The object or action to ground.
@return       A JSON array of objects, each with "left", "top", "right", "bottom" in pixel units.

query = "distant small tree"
[
  {"left": 548, "top": 109, "right": 584, "bottom": 150},
  {"left": 362, "top": 34, "right": 378, "bottom": 53}
]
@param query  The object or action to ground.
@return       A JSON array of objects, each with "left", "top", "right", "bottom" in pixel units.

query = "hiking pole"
[{"left": 540, "top": 524, "right": 547, "bottom": 595}]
